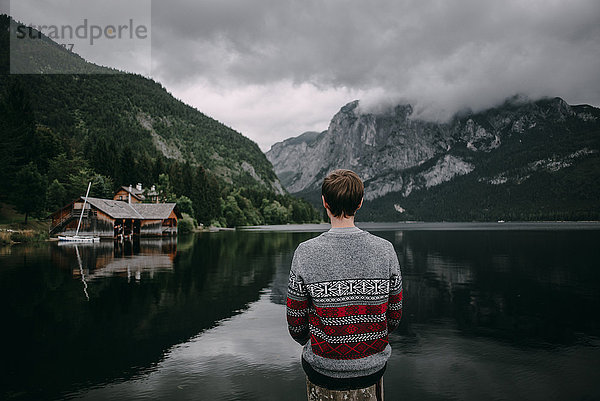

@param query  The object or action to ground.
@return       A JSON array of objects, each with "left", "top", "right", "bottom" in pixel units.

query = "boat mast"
[{"left": 75, "top": 181, "right": 92, "bottom": 237}]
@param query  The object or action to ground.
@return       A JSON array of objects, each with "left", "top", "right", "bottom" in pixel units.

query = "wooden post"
[{"left": 306, "top": 378, "right": 383, "bottom": 401}]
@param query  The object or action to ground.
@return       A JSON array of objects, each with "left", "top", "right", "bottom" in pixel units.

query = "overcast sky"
[{"left": 5, "top": 0, "right": 600, "bottom": 151}]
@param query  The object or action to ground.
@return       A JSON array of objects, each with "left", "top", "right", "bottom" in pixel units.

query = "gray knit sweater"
[{"left": 286, "top": 226, "right": 403, "bottom": 378}]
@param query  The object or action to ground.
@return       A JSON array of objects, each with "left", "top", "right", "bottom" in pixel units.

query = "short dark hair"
[{"left": 321, "top": 169, "right": 364, "bottom": 218}]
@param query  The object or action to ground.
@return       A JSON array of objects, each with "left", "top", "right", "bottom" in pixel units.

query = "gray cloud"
[
  {"left": 147, "top": 0, "right": 600, "bottom": 136},
  {"left": 151, "top": 0, "right": 600, "bottom": 95},
  {"left": 7, "top": 0, "right": 599, "bottom": 148}
]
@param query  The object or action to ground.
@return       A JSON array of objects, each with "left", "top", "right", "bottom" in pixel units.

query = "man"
[{"left": 286, "top": 169, "right": 403, "bottom": 400}]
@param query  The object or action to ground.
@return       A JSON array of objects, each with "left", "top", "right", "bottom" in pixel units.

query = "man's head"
[{"left": 321, "top": 169, "right": 364, "bottom": 218}]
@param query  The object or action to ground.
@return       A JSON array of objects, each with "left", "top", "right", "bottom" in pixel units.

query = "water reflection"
[
  {"left": 0, "top": 228, "right": 599, "bottom": 401},
  {"left": 0, "top": 232, "right": 314, "bottom": 400},
  {"left": 74, "top": 246, "right": 89, "bottom": 301},
  {"left": 387, "top": 230, "right": 600, "bottom": 346},
  {"left": 63, "top": 239, "right": 177, "bottom": 284}
]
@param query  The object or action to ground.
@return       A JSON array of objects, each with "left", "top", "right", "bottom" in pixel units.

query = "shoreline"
[
  {"left": 238, "top": 221, "right": 600, "bottom": 232},
  {"left": 3, "top": 220, "right": 600, "bottom": 246},
  {"left": 0, "top": 223, "right": 50, "bottom": 245}
]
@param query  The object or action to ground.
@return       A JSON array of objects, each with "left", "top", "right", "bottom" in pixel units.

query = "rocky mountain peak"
[
  {"left": 392, "top": 104, "right": 414, "bottom": 121},
  {"left": 340, "top": 99, "right": 360, "bottom": 114},
  {"left": 266, "top": 96, "right": 600, "bottom": 219}
]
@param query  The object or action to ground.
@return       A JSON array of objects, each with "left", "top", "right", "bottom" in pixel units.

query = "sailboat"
[{"left": 58, "top": 181, "right": 100, "bottom": 242}]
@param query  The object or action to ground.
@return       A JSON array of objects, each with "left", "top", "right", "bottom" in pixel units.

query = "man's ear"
[
  {"left": 356, "top": 197, "right": 364, "bottom": 211},
  {"left": 322, "top": 195, "right": 329, "bottom": 211}
]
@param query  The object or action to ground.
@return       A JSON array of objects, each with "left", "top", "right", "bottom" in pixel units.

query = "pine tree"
[
  {"left": 12, "top": 162, "right": 46, "bottom": 223},
  {"left": 46, "top": 179, "right": 67, "bottom": 211},
  {"left": 0, "top": 79, "right": 36, "bottom": 195}
]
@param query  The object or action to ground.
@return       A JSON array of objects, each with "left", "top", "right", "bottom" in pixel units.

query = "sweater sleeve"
[
  {"left": 286, "top": 248, "right": 310, "bottom": 345},
  {"left": 387, "top": 245, "right": 403, "bottom": 333}
]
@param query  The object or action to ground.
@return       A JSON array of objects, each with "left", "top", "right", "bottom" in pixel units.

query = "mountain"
[
  {"left": 266, "top": 97, "right": 600, "bottom": 221},
  {"left": 0, "top": 14, "right": 319, "bottom": 226},
  {"left": 0, "top": 15, "right": 282, "bottom": 194}
]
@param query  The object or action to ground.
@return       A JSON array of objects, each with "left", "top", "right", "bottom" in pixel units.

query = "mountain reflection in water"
[{"left": 0, "top": 227, "right": 599, "bottom": 401}]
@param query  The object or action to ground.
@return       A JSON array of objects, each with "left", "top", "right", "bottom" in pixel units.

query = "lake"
[{"left": 1, "top": 223, "right": 599, "bottom": 400}]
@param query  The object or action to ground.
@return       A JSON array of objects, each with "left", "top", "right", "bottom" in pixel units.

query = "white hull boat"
[{"left": 58, "top": 235, "right": 100, "bottom": 242}]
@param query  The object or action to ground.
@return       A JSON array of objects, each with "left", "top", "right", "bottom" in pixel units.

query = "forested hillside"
[{"left": 0, "top": 14, "right": 319, "bottom": 227}]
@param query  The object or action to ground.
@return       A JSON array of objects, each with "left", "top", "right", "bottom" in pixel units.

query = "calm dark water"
[{"left": 1, "top": 225, "right": 600, "bottom": 400}]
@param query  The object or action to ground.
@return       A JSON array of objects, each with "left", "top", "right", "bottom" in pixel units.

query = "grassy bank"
[{"left": 0, "top": 203, "right": 50, "bottom": 244}]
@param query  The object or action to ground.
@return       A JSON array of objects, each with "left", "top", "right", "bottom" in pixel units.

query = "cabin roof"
[
  {"left": 83, "top": 197, "right": 180, "bottom": 220},
  {"left": 85, "top": 197, "right": 143, "bottom": 219},
  {"left": 117, "top": 185, "right": 160, "bottom": 199},
  {"left": 133, "top": 202, "right": 182, "bottom": 219},
  {"left": 118, "top": 186, "right": 144, "bottom": 200}
]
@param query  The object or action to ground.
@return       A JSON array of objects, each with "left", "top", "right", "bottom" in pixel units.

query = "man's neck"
[{"left": 329, "top": 216, "right": 356, "bottom": 228}]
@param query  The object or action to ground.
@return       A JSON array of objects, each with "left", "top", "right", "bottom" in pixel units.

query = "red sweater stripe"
[{"left": 314, "top": 303, "right": 388, "bottom": 318}]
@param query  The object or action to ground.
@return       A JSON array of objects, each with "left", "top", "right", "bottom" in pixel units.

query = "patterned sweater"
[{"left": 286, "top": 226, "right": 403, "bottom": 379}]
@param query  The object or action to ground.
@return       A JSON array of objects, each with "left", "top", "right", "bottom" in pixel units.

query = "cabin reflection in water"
[{"left": 56, "top": 238, "right": 177, "bottom": 283}]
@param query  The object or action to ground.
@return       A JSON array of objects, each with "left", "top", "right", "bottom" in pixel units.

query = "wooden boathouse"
[{"left": 50, "top": 196, "right": 181, "bottom": 238}]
